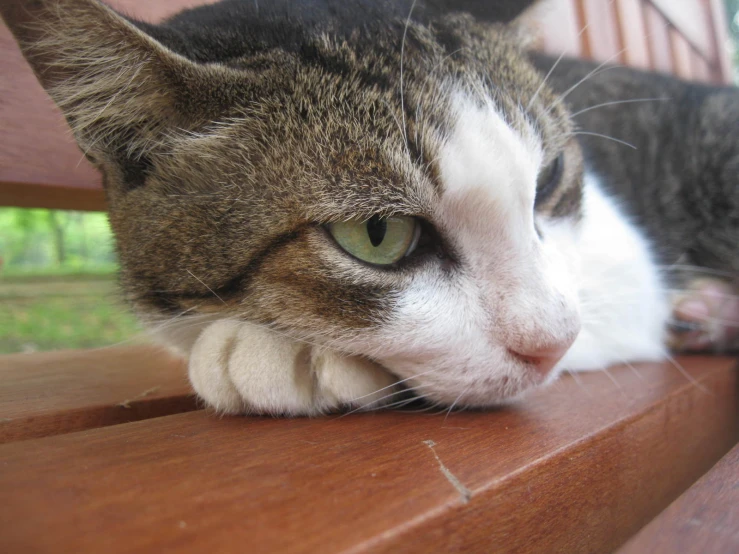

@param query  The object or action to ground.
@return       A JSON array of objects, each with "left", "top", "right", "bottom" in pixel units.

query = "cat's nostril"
[{"left": 508, "top": 343, "right": 572, "bottom": 377}]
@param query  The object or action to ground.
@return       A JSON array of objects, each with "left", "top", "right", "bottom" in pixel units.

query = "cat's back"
[{"left": 530, "top": 53, "right": 739, "bottom": 278}]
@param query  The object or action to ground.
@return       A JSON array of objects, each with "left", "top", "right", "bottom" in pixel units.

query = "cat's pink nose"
[{"left": 508, "top": 342, "right": 572, "bottom": 376}]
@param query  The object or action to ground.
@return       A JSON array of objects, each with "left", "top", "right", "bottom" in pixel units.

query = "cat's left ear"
[{"left": 1, "top": 0, "right": 239, "bottom": 189}]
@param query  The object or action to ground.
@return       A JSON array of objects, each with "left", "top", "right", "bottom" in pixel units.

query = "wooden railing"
[{"left": 529, "top": 0, "right": 733, "bottom": 83}]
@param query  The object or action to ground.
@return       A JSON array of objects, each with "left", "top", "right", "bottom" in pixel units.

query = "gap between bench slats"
[
  {"left": 618, "top": 442, "right": 739, "bottom": 553},
  {"left": 0, "top": 345, "right": 197, "bottom": 443},
  {"left": 0, "top": 356, "right": 735, "bottom": 553}
]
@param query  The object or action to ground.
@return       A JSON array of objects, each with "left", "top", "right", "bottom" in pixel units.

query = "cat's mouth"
[{"left": 386, "top": 355, "right": 556, "bottom": 410}]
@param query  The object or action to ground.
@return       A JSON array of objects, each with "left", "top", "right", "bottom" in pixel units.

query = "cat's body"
[
  {"left": 2, "top": 0, "right": 735, "bottom": 415},
  {"left": 531, "top": 54, "right": 739, "bottom": 282}
]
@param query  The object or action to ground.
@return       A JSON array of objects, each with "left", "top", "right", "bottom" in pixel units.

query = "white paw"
[{"left": 188, "top": 320, "right": 399, "bottom": 415}]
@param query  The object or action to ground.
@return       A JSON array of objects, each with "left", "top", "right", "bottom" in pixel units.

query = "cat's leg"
[
  {"left": 670, "top": 278, "right": 739, "bottom": 352},
  {"left": 188, "top": 320, "right": 398, "bottom": 415}
]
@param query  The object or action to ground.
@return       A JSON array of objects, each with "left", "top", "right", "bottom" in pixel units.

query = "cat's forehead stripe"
[{"left": 436, "top": 93, "right": 542, "bottom": 233}]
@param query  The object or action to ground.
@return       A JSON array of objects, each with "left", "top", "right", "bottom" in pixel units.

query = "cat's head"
[{"left": 4, "top": 0, "right": 584, "bottom": 407}]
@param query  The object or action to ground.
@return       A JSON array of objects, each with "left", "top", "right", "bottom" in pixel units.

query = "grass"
[{"left": 0, "top": 274, "right": 143, "bottom": 354}]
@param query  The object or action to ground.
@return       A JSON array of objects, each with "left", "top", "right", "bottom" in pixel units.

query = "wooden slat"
[
  {"left": 670, "top": 27, "right": 695, "bottom": 80},
  {"left": 619, "top": 443, "right": 739, "bottom": 553},
  {"left": 0, "top": 357, "right": 735, "bottom": 553},
  {"left": 614, "top": 0, "right": 651, "bottom": 69},
  {"left": 0, "top": 345, "right": 195, "bottom": 443},
  {"left": 0, "top": 182, "right": 107, "bottom": 211},
  {"left": 579, "top": 0, "right": 623, "bottom": 62},
  {"left": 644, "top": 3, "right": 674, "bottom": 74},
  {"left": 527, "top": 0, "right": 584, "bottom": 58},
  {"left": 690, "top": 50, "right": 713, "bottom": 83},
  {"left": 649, "top": 0, "right": 715, "bottom": 59}
]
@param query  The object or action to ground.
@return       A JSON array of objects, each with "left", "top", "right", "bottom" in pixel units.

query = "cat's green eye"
[{"left": 328, "top": 215, "right": 421, "bottom": 266}]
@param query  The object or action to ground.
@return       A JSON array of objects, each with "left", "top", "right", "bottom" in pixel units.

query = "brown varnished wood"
[
  {"left": 615, "top": 0, "right": 651, "bottom": 69},
  {"left": 619, "top": 443, "right": 739, "bottom": 553},
  {"left": 0, "top": 357, "right": 735, "bottom": 553},
  {"left": 0, "top": 345, "right": 196, "bottom": 443},
  {"left": 0, "top": 181, "right": 107, "bottom": 211},
  {"left": 649, "top": 0, "right": 714, "bottom": 60},
  {"left": 580, "top": 0, "right": 623, "bottom": 63},
  {"left": 644, "top": 3, "right": 674, "bottom": 75},
  {"left": 670, "top": 27, "right": 695, "bottom": 80}
]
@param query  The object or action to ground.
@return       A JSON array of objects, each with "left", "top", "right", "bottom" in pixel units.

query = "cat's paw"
[
  {"left": 188, "top": 320, "right": 399, "bottom": 415},
  {"left": 669, "top": 278, "right": 739, "bottom": 352}
]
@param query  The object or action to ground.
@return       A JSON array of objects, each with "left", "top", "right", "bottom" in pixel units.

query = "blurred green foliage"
[
  {"left": 0, "top": 207, "right": 118, "bottom": 276},
  {"left": 0, "top": 208, "right": 141, "bottom": 354},
  {"left": 727, "top": 0, "right": 739, "bottom": 80}
]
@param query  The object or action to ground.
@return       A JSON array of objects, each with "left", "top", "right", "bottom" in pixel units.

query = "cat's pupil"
[{"left": 366, "top": 216, "right": 387, "bottom": 247}]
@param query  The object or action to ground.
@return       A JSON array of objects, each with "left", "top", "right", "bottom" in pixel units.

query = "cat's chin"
[{"left": 378, "top": 354, "right": 558, "bottom": 410}]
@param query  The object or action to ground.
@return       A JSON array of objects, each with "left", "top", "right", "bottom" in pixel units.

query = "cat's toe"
[
  {"left": 188, "top": 320, "right": 399, "bottom": 415},
  {"left": 312, "top": 350, "right": 399, "bottom": 412},
  {"left": 188, "top": 319, "right": 245, "bottom": 414},
  {"left": 669, "top": 278, "right": 739, "bottom": 352}
]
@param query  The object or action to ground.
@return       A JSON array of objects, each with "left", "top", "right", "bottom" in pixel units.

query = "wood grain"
[
  {"left": 615, "top": 0, "right": 651, "bottom": 69},
  {"left": 0, "top": 181, "right": 107, "bottom": 211},
  {"left": 644, "top": 3, "right": 674, "bottom": 74},
  {"left": 649, "top": 0, "right": 714, "bottom": 59},
  {"left": 579, "top": 0, "right": 623, "bottom": 63},
  {"left": 670, "top": 28, "right": 695, "bottom": 80},
  {"left": 0, "top": 356, "right": 735, "bottom": 553},
  {"left": 0, "top": 345, "right": 196, "bottom": 443},
  {"left": 619, "top": 443, "right": 739, "bottom": 553}
]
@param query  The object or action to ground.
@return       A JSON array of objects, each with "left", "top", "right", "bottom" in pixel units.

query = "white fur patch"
[
  {"left": 187, "top": 320, "right": 398, "bottom": 415},
  {"left": 558, "top": 174, "right": 669, "bottom": 371}
]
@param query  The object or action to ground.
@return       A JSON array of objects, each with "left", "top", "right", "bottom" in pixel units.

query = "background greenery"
[
  {"left": 728, "top": 0, "right": 739, "bottom": 81},
  {"left": 0, "top": 208, "right": 142, "bottom": 354}
]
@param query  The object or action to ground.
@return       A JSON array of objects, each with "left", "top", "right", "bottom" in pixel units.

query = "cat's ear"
[
  {"left": 422, "top": 0, "right": 541, "bottom": 23},
  {"left": 1, "top": 0, "right": 236, "bottom": 186}
]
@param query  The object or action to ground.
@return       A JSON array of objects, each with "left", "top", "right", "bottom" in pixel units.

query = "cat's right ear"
[{"left": 1, "top": 0, "right": 238, "bottom": 189}]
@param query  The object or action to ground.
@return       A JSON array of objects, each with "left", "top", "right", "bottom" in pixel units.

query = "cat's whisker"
[
  {"left": 599, "top": 366, "right": 631, "bottom": 398},
  {"left": 569, "top": 97, "right": 671, "bottom": 118},
  {"left": 565, "top": 369, "right": 593, "bottom": 396},
  {"left": 399, "top": 0, "right": 418, "bottom": 159},
  {"left": 347, "top": 366, "right": 443, "bottom": 403},
  {"left": 656, "top": 264, "right": 737, "bottom": 279},
  {"left": 442, "top": 385, "right": 472, "bottom": 423},
  {"left": 544, "top": 54, "right": 626, "bottom": 116},
  {"left": 527, "top": 8, "right": 599, "bottom": 112},
  {"left": 663, "top": 353, "right": 712, "bottom": 394},
  {"left": 570, "top": 131, "right": 637, "bottom": 150},
  {"left": 662, "top": 288, "right": 739, "bottom": 302},
  {"left": 185, "top": 269, "right": 226, "bottom": 304},
  {"left": 383, "top": 396, "right": 421, "bottom": 411}
]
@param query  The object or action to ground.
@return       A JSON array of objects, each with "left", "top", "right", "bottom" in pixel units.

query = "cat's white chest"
[{"left": 559, "top": 173, "right": 669, "bottom": 372}]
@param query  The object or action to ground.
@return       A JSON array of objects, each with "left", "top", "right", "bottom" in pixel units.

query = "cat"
[
  {"left": 528, "top": 52, "right": 739, "bottom": 353},
  {"left": 2, "top": 0, "right": 735, "bottom": 416}
]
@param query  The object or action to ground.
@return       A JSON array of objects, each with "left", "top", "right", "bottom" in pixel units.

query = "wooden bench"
[{"left": 1, "top": 1, "right": 736, "bottom": 552}]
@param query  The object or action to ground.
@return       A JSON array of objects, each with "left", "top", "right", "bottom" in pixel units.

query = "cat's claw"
[
  {"left": 669, "top": 278, "right": 739, "bottom": 352},
  {"left": 188, "top": 320, "right": 399, "bottom": 415}
]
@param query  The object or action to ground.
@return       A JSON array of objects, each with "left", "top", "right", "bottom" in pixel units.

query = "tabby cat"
[{"left": 3, "top": 0, "right": 736, "bottom": 415}]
